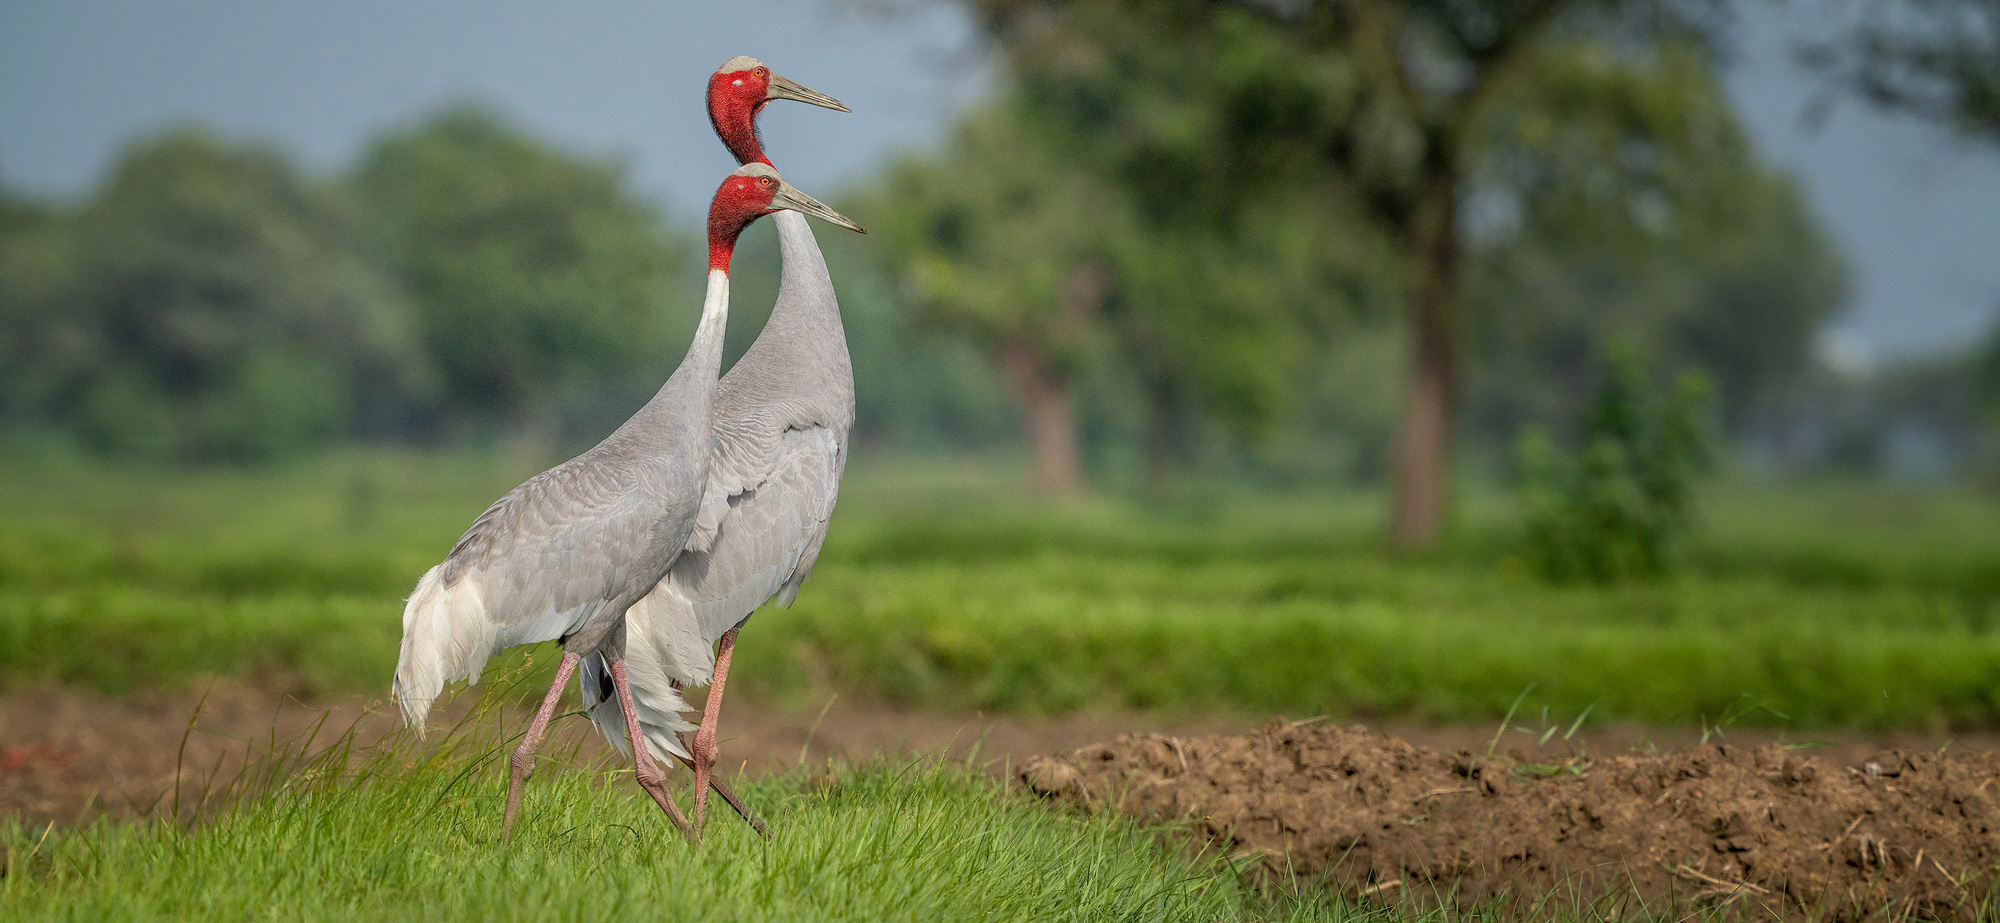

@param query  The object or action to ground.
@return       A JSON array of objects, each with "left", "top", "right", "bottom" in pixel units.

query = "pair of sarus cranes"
[{"left": 392, "top": 57, "right": 863, "bottom": 845}]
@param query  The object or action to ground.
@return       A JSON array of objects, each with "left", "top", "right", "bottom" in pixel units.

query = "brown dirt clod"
[{"left": 1020, "top": 719, "right": 2000, "bottom": 920}]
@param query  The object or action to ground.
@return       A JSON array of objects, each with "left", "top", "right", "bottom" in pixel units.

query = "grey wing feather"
[
  {"left": 686, "top": 402, "right": 836, "bottom": 554},
  {"left": 578, "top": 651, "right": 695, "bottom": 762},
  {"left": 625, "top": 425, "right": 841, "bottom": 684},
  {"left": 447, "top": 456, "right": 670, "bottom": 645},
  {"left": 694, "top": 425, "right": 842, "bottom": 627},
  {"left": 394, "top": 453, "right": 683, "bottom": 729},
  {"left": 775, "top": 435, "right": 846, "bottom": 606}
]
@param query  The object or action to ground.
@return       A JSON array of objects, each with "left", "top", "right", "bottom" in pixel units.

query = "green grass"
[
  {"left": 2, "top": 447, "right": 1986, "bottom": 920},
  {"left": 0, "top": 716, "right": 1373, "bottom": 922},
  {"left": 2, "top": 446, "right": 1998, "bottom": 729}
]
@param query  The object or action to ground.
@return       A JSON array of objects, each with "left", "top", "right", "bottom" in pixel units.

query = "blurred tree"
[
  {"left": 1979, "top": 318, "right": 2000, "bottom": 480},
  {"left": 804, "top": 215, "right": 1022, "bottom": 456},
  {"left": 1805, "top": 0, "right": 2000, "bottom": 143},
  {"left": 967, "top": 0, "right": 1726, "bottom": 545},
  {"left": 1464, "top": 41, "right": 1848, "bottom": 447},
  {"left": 4, "top": 131, "right": 423, "bottom": 461},
  {"left": 869, "top": 103, "right": 1119, "bottom": 494},
  {"left": 868, "top": 88, "right": 1373, "bottom": 493},
  {"left": 972, "top": 5, "right": 1394, "bottom": 490},
  {"left": 0, "top": 180, "right": 73, "bottom": 429},
  {"left": 1806, "top": 0, "right": 2000, "bottom": 476},
  {"left": 351, "top": 104, "right": 690, "bottom": 445}
]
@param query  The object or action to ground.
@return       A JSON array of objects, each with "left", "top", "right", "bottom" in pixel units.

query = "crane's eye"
[
  {"left": 753, "top": 67, "right": 766, "bottom": 78},
  {"left": 757, "top": 177, "right": 773, "bottom": 187}
]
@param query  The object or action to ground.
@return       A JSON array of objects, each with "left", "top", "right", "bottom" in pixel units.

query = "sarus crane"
[
  {"left": 580, "top": 56, "right": 858, "bottom": 838},
  {"left": 392, "top": 161, "right": 863, "bottom": 844}
]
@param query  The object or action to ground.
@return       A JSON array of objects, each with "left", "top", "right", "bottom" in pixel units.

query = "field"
[
  {"left": 2, "top": 448, "right": 1997, "bottom": 728},
  {"left": 3, "top": 447, "right": 1999, "bottom": 919},
  {"left": 3, "top": 728, "right": 1360, "bottom": 922}
]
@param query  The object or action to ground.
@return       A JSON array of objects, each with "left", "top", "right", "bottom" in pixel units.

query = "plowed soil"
[{"left": 1021, "top": 720, "right": 2000, "bottom": 920}]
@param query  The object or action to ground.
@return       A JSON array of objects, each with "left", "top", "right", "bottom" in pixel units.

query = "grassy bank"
[
  {"left": 1, "top": 448, "right": 1996, "bottom": 729},
  {"left": 0, "top": 720, "right": 1345, "bottom": 922}
]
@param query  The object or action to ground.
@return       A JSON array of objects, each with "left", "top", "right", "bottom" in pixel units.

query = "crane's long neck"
[
  {"left": 711, "top": 98, "right": 769, "bottom": 167},
  {"left": 766, "top": 209, "right": 841, "bottom": 333},
  {"left": 687, "top": 267, "right": 729, "bottom": 381},
  {"left": 687, "top": 231, "right": 740, "bottom": 382}
]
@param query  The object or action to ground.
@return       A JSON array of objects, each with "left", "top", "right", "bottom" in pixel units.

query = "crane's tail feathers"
[
  {"left": 392, "top": 565, "right": 496, "bottom": 735},
  {"left": 579, "top": 652, "right": 695, "bottom": 762}
]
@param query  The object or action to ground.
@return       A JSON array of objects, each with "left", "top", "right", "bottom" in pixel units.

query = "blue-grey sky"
[
  {"left": 0, "top": 0, "right": 985, "bottom": 214},
  {"left": 3, "top": 0, "right": 1996, "bottom": 361}
]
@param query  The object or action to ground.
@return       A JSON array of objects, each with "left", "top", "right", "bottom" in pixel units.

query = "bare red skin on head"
[
  {"left": 707, "top": 69, "right": 774, "bottom": 167},
  {"left": 707, "top": 174, "right": 779, "bottom": 272}
]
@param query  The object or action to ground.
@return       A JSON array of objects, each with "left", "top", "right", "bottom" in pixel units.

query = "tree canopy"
[
  {"left": 1807, "top": 0, "right": 2000, "bottom": 143},
  {"left": 0, "top": 131, "right": 422, "bottom": 461},
  {"left": 0, "top": 108, "right": 705, "bottom": 461},
  {"left": 352, "top": 105, "right": 691, "bottom": 438},
  {"left": 867, "top": 0, "right": 1841, "bottom": 505}
]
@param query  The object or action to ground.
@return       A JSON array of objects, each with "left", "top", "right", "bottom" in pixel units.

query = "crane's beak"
[
  {"left": 772, "top": 182, "right": 866, "bottom": 234},
  {"left": 764, "top": 72, "right": 850, "bottom": 113}
]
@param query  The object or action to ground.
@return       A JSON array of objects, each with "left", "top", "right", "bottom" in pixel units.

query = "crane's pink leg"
[
  {"left": 690, "top": 626, "right": 740, "bottom": 836},
  {"left": 674, "top": 731, "right": 771, "bottom": 839},
  {"left": 610, "top": 657, "right": 696, "bottom": 843},
  {"left": 668, "top": 677, "right": 769, "bottom": 838},
  {"left": 502, "top": 650, "right": 581, "bottom": 844}
]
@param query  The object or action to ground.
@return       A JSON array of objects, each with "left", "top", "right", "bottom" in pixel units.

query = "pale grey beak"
[
  {"left": 765, "top": 72, "right": 850, "bottom": 113},
  {"left": 773, "top": 183, "right": 865, "bottom": 233}
]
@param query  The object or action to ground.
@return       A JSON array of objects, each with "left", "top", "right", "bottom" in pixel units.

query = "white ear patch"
[{"left": 732, "top": 79, "right": 743, "bottom": 86}]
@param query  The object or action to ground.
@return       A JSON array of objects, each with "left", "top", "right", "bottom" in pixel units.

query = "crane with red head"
[
  {"left": 707, "top": 54, "right": 850, "bottom": 167},
  {"left": 393, "top": 160, "right": 859, "bottom": 845},
  {"left": 579, "top": 56, "right": 866, "bottom": 842}
]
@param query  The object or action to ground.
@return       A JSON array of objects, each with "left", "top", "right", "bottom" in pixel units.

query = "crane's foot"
[
  {"left": 691, "top": 729, "right": 717, "bottom": 836},
  {"left": 609, "top": 656, "right": 697, "bottom": 846},
  {"left": 676, "top": 741, "right": 771, "bottom": 839},
  {"left": 500, "top": 745, "right": 533, "bottom": 844},
  {"left": 633, "top": 748, "right": 697, "bottom": 845}
]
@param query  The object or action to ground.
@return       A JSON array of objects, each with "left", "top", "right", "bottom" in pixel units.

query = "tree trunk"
[
  {"left": 1390, "top": 175, "right": 1460, "bottom": 551},
  {"left": 1001, "top": 339, "right": 1082, "bottom": 497}
]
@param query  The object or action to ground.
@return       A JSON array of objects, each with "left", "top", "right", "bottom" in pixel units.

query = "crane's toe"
[{"left": 690, "top": 728, "right": 719, "bottom": 835}]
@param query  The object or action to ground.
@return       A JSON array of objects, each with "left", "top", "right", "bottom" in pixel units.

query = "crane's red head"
[
  {"left": 707, "top": 55, "right": 850, "bottom": 167},
  {"left": 707, "top": 162, "right": 865, "bottom": 272}
]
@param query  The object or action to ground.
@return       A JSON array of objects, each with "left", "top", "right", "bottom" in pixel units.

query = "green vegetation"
[
  {"left": 1519, "top": 343, "right": 1711, "bottom": 583},
  {"left": 913, "top": 0, "right": 1846, "bottom": 547},
  {"left": 0, "top": 131, "right": 424, "bottom": 461},
  {"left": 0, "top": 722, "right": 1352, "bottom": 922},
  {"left": 351, "top": 105, "right": 691, "bottom": 435},
  {"left": 1, "top": 449, "right": 1996, "bottom": 730},
  {"left": 0, "top": 0, "right": 1892, "bottom": 508}
]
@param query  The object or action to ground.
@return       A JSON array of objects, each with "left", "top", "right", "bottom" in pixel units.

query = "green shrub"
[{"left": 1519, "top": 342, "right": 1711, "bottom": 582}]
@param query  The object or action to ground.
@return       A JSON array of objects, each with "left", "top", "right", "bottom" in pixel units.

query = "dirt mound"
[{"left": 1021, "top": 720, "right": 2000, "bottom": 919}]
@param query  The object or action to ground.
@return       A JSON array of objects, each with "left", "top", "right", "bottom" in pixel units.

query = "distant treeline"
[
  {"left": 0, "top": 108, "right": 686, "bottom": 460},
  {"left": 1, "top": 2, "right": 1995, "bottom": 489}
]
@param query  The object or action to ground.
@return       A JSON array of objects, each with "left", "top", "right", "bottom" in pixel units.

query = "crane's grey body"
[
  {"left": 392, "top": 275, "right": 732, "bottom": 742},
  {"left": 581, "top": 209, "right": 851, "bottom": 759}
]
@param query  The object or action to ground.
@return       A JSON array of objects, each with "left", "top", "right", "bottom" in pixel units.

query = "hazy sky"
[{"left": 3, "top": 0, "right": 1996, "bottom": 361}]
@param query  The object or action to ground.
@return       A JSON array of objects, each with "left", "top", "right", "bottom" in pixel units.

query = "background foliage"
[{"left": 0, "top": 0, "right": 1991, "bottom": 502}]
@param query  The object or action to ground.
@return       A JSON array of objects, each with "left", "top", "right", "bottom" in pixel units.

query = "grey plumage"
[
  {"left": 392, "top": 223, "right": 739, "bottom": 744},
  {"left": 582, "top": 208, "right": 851, "bottom": 760}
]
